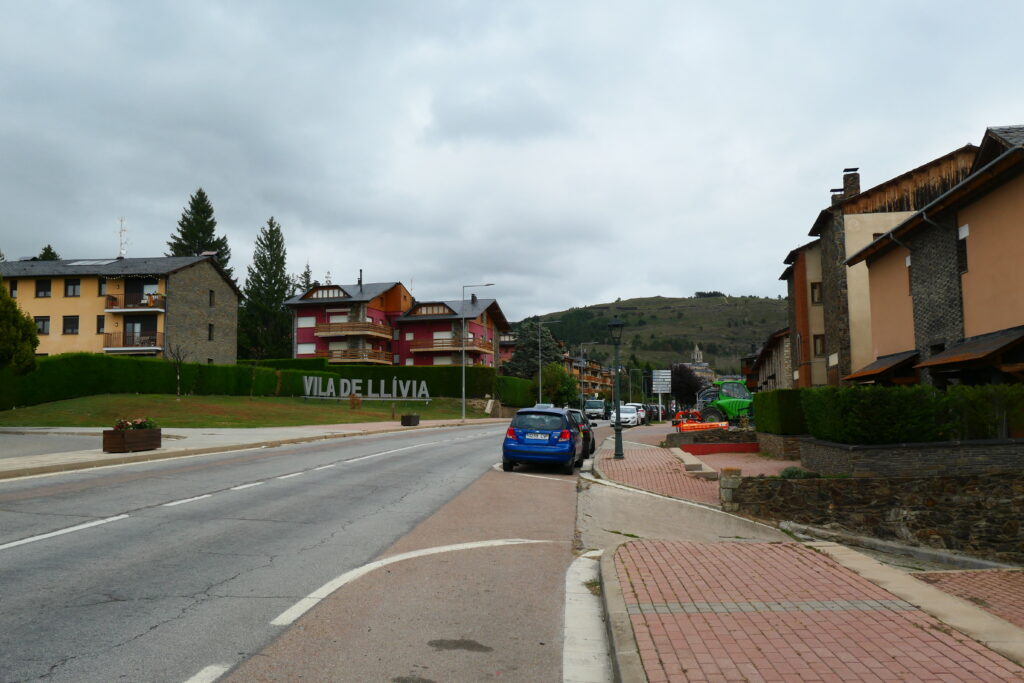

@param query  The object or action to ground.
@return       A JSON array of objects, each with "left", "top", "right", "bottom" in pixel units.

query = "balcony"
[
  {"left": 105, "top": 293, "right": 166, "bottom": 312},
  {"left": 103, "top": 332, "right": 164, "bottom": 351},
  {"left": 316, "top": 349, "right": 392, "bottom": 365},
  {"left": 314, "top": 320, "right": 393, "bottom": 339},
  {"left": 408, "top": 337, "right": 494, "bottom": 354}
]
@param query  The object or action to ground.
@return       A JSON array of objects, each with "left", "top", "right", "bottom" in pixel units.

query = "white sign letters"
[{"left": 302, "top": 375, "right": 431, "bottom": 401}]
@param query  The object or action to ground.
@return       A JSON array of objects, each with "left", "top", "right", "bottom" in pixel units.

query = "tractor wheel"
[{"left": 702, "top": 406, "right": 726, "bottom": 423}]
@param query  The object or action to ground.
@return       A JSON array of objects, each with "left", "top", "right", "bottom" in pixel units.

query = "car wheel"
[
  {"left": 561, "top": 458, "right": 575, "bottom": 475},
  {"left": 702, "top": 406, "right": 726, "bottom": 423},
  {"left": 589, "top": 439, "right": 596, "bottom": 455},
  {"left": 502, "top": 460, "right": 514, "bottom": 472}
]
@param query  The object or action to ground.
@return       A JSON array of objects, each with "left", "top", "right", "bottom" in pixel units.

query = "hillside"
[{"left": 529, "top": 294, "right": 788, "bottom": 374}]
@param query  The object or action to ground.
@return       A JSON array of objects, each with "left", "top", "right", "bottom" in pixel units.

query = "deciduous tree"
[
  {"left": 0, "top": 276, "right": 38, "bottom": 373},
  {"left": 504, "top": 319, "right": 563, "bottom": 380},
  {"left": 671, "top": 363, "right": 705, "bottom": 409}
]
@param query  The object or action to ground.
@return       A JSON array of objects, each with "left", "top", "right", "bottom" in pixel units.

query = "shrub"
[
  {"left": 779, "top": 466, "right": 820, "bottom": 479},
  {"left": 496, "top": 375, "right": 534, "bottom": 407},
  {"left": 753, "top": 389, "right": 807, "bottom": 434},
  {"left": 801, "top": 385, "right": 951, "bottom": 444}
]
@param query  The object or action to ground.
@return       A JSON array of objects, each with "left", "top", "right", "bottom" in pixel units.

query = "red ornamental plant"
[{"left": 113, "top": 417, "right": 159, "bottom": 431}]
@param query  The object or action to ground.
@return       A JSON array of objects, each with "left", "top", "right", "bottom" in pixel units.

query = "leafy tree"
[
  {"left": 694, "top": 291, "right": 725, "bottom": 298},
  {"left": 504, "top": 318, "right": 563, "bottom": 380},
  {"left": 671, "top": 363, "right": 705, "bottom": 409},
  {"left": 166, "top": 188, "right": 233, "bottom": 279},
  {"left": 0, "top": 276, "right": 39, "bottom": 373},
  {"left": 291, "top": 260, "right": 313, "bottom": 296},
  {"left": 37, "top": 244, "right": 60, "bottom": 260},
  {"left": 541, "top": 362, "right": 578, "bottom": 406},
  {"left": 238, "top": 217, "right": 292, "bottom": 360}
]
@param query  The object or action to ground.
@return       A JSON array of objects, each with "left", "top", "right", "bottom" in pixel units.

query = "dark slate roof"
[
  {"left": 987, "top": 126, "right": 1024, "bottom": 148},
  {"left": 971, "top": 125, "right": 1024, "bottom": 172},
  {"left": 397, "top": 298, "right": 511, "bottom": 331},
  {"left": 284, "top": 282, "right": 400, "bottom": 306},
  {"left": 0, "top": 255, "right": 211, "bottom": 277},
  {"left": 845, "top": 350, "right": 918, "bottom": 381},
  {"left": 915, "top": 325, "right": 1024, "bottom": 369}
]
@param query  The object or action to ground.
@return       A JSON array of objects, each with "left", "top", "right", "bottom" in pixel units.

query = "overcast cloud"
[{"left": 2, "top": 1, "right": 1022, "bottom": 321}]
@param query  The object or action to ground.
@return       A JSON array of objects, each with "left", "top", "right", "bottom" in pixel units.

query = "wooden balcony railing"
[
  {"left": 408, "top": 338, "right": 494, "bottom": 353},
  {"left": 105, "top": 293, "right": 166, "bottom": 310},
  {"left": 314, "top": 321, "right": 393, "bottom": 339},
  {"left": 104, "top": 332, "right": 164, "bottom": 349},
  {"left": 316, "top": 349, "right": 392, "bottom": 364}
]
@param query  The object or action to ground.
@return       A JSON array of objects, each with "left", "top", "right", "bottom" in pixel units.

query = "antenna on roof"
[
  {"left": 324, "top": 270, "right": 332, "bottom": 285},
  {"left": 118, "top": 217, "right": 128, "bottom": 258}
]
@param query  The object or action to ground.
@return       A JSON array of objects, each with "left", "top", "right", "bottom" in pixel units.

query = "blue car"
[{"left": 502, "top": 407, "right": 584, "bottom": 474}]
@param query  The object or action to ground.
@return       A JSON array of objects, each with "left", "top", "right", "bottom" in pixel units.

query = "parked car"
[
  {"left": 626, "top": 402, "right": 647, "bottom": 424},
  {"left": 502, "top": 407, "right": 584, "bottom": 474},
  {"left": 568, "top": 408, "right": 597, "bottom": 457},
  {"left": 611, "top": 404, "right": 639, "bottom": 427}
]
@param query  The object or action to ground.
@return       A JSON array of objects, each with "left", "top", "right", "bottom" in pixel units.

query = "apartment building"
[{"left": 0, "top": 255, "right": 239, "bottom": 364}]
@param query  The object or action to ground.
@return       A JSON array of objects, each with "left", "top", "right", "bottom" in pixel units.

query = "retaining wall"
[{"left": 801, "top": 438, "right": 1024, "bottom": 478}]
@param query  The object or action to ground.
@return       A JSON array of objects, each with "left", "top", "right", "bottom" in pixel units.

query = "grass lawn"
[{"left": 0, "top": 394, "right": 490, "bottom": 428}]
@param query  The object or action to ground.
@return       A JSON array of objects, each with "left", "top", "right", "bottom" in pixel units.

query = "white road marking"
[
  {"left": 230, "top": 482, "right": 263, "bottom": 491},
  {"left": 0, "top": 514, "right": 130, "bottom": 551},
  {"left": 563, "top": 550, "right": 612, "bottom": 683},
  {"left": 162, "top": 494, "right": 212, "bottom": 507},
  {"left": 183, "top": 663, "right": 231, "bottom": 683},
  {"left": 270, "top": 538, "right": 554, "bottom": 626},
  {"left": 313, "top": 464, "right": 335, "bottom": 470},
  {"left": 276, "top": 472, "right": 304, "bottom": 480}
]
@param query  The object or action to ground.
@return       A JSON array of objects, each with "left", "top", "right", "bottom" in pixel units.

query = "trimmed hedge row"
[
  {"left": 0, "top": 353, "right": 501, "bottom": 410},
  {"left": 752, "top": 389, "right": 807, "bottom": 435},
  {"left": 495, "top": 375, "right": 534, "bottom": 408},
  {"left": 801, "top": 384, "right": 1024, "bottom": 444}
]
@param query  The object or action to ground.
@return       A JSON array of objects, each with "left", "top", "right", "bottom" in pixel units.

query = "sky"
[{"left": 2, "top": 1, "right": 1022, "bottom": 322}]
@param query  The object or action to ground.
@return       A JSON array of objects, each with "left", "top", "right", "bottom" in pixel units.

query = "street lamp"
[
  {"left": 537, "top": 318, "right": 561, "bottom": 404},
  {"left": 462, "top": 282, "right": 494, "bottom": 421},
  {"left": 608, "top": 316, "right": 625, "bottom": 459},
  {"left": 578, "top": 341, "right": 598, "bottom": 409}
]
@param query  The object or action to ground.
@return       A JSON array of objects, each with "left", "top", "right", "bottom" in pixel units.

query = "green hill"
[{"left": 529, "top": 294, "right": 788, "bottom": 374}]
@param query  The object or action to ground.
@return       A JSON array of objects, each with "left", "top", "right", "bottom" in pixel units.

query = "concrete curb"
[
  {"left": 0, "top": 420, "right": 506, "bottom": 481},
  {"left": 599, "top": 542, "right": 647, "bottom": 683}
]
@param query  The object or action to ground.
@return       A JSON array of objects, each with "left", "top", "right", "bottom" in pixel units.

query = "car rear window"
[
  {"left": 512, "top": 413, "right": 566, "bottom": 431},
  {"left": 584, "top": 400, "right": 604, "bottom": 408}
]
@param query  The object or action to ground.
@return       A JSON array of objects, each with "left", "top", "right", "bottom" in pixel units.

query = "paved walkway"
[
  {"left": 596, "top": 442, "right": 719, "bottom": 506},
  {"left": 917, "top": 570, "right": 1024, "bottom": 630}
]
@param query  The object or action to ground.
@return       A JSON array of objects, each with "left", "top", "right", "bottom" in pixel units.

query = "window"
[
  {"left": 810, "top": 282, "right": 823, "bottom": 304},
  {"left": 35, "top": 316, "right": 50, "bottom": 335},
  {"left": 36, "top": 279, "right": 51, "bottom": 298},
  {"left": 8, "top": 279, "right": 16, "bottom": 298},
  {"left": 812, "top": 334, "right": 825, "bottom": 357},
  {"left": 63, "top": 316, "right": 79, "bottom": 335},
  {"left": 957, "top": 227, "right": 969, "bottom": 274},
  {"left": 208, "top": 323, "right": 214, "bottom": 341},
  {"left": 96, "top": 315, "right": 105, "bottom": 334},
  {"left": 64, "top": 278, "right": 81, "bottom": 297},
  {"left": 297, "top": 316, "right": 316, "bottom": 328},
  {"left": 209, "top": 289, "right": 215, "bottom": 307},
  {"left": 906, "top": 254, "right": 913, "bottom": 296},
  {"left": 98, "top": 278, "right": 107, "bottom": 296},
  {"left": 296, "top": 342, "right": 317, "bottom": 355},
  {"left": 207, "top": 358, "right": 214, "bottom": 364},
  {"left": 405, "top": 332, "right": 414, "bottom": 341}
]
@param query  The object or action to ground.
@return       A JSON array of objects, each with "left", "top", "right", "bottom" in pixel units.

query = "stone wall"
[
  {"left": 721, "top": 473, "right": 1024, "bottom": 564},
  {"left": 166, "top": 260, "right": 238, "bottom": 365},
  {"left": 665, "top": 429, "right": 757, "bottom": 448},
  {"left": 756, "top": 432, "right": 803, "bottom": 458},
  {"left": 800, "top": 438, "right": 1024, "bottom": 478},
  {"left": 819, "top": 209, "right": 852, "bottom": 383}
]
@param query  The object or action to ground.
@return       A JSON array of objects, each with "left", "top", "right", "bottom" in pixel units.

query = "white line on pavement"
[
  {"left": 276, "top": 472, "right": 304, "bottom": 480},
  {"left": 0, "top": 514, "right": 130, "bottom": 551},
  {"left": 162, "top": 494, "right": 213, "bottom": 507},
  {"left": 183, "top": 663, "right": 231, "bottom": 683},
  {"left": 313, "top": 464, "right": 335, "bottom": 470},
  {"left": 270, "top": 538, "right": 554, "bottom": 626},
  {"left": 230, "top": 482, "right": 264, "bottom": 490}
]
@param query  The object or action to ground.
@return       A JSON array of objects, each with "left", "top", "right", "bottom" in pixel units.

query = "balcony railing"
[
  {"left": 408, "top": 337, "right": 494, "bottom": 354},
  {"left": 314, "top": 321, "right": 393, "bottom": 339},
  {"left": 105, "top": 293, "right": 166, "bottom": 310},
  {"left": 103, "top": 332, "right": 164, "bottom": 349},
  {"left": 315, "top": 349, "right": 392, "bottom": 364}
]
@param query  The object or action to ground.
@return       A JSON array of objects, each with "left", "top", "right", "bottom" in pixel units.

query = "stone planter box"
[
  {"left": 102, "top": 428, "right": 162, "bottom": 453},
  {"left": 400, "top": 414, "right": 420, "bottom": 427}
]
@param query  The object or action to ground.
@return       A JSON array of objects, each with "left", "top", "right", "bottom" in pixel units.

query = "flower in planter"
[{"left": 113, "top": 417, "right": 159, "bottom": 431}]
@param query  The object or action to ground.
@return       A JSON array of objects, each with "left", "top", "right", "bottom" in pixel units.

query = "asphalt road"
[{"left": 0, "top": 424, "right": 527, "bottom": 682}]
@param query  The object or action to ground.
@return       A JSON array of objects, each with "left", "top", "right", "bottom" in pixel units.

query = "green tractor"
[{"left": 696, "top": 380, "right": 754, "bottom": 425}]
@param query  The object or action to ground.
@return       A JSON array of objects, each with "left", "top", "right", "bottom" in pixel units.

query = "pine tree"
[
  {"left": 0, "top": 276, "right": 39, "bottom": 373},
  {"left": 291, "top": 260, "right": 313, "bottom": 296},
  {"left": 238, "top": 217, "right": 293, "bottom": 360},
  {"left": 504, "top": 319, "right": 563, "bottom": 380},
  {"left": 166, "top": 188, "right": 233, "bottom": 279},
  {"left": 37, "top": 244, "right": 60, "bottom": 260}
]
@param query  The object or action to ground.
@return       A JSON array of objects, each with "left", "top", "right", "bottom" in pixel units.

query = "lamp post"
[
  {"left": 461, "top": 282, "right": 494, "bottom": 421},
  {"left": 536, "top": 318, "right": 561, "bottom": 404},
  {"left": 608, "top": 316, "right": 625, "bottom": 459},
  {"left": 578, "top": 341, "right": 598, "bottom": 409}
]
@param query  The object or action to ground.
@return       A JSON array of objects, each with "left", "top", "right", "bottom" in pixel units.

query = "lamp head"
[{"left": 608, "top": 316, "right": 625, "bottom": 343}]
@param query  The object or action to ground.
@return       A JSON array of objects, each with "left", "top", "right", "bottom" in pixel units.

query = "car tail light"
[
  {"left": 558, "top": 429, "right": 571, "bottom": 441},
  {"left": 506, "top": 427, "right": 517, "bottom": 439}
]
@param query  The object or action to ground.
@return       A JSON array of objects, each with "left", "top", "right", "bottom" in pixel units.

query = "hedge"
[
  {"left": 495, "top": 375, "right": 534, "bottom": 407},
  {"left": 800, "top": 384, "right": 1024, "bottom": 444},
  {"left": 752, "top": 389, "right": 807, "bottom": 435}
]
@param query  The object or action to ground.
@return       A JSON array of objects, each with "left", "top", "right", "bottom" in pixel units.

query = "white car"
[
  {"left": 626, "top": 402, "right": 647, "bottom": 424},
  {"left": 611, "top": 405, "right": 639, "bottom": 427}
]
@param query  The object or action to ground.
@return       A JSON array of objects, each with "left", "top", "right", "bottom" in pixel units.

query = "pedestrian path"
[
  {"left": 595, "top": 442, "right": 719, "bottom": 506},
  {"left": 614, "top": 540, "right": 1024, "bottom": 682},
  {"left": 916, "top": 570, "right": 1024, "bottom": 630}
]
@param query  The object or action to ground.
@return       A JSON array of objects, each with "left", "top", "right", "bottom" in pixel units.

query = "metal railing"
[
  {"left": 104, "top": 332, "right": 164, "bottom": 348},
  {"left": 105, "top": 293, "right": 166, "bottom": 310},
  {"left": 314, "top": 321, "right": 393, "bottom": 338},
  {"left": 315, "top": 349, "right": 392, "bottom": 364}
]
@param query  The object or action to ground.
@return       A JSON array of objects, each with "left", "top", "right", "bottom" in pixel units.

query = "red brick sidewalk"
[
  {"left": 597, "top": 445, "right": 719, "bottom": 506},
  {"left": 916, "top": 570, "right": 1024, "bottom": 630},
  {"left": 614, "top": 540, "right": 1024, "bottom": 682}
]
